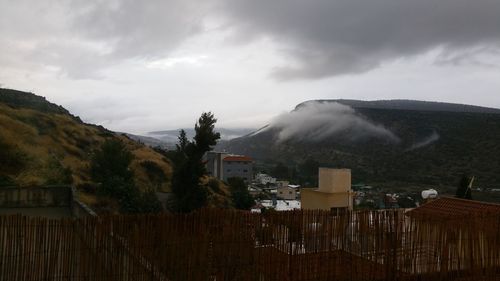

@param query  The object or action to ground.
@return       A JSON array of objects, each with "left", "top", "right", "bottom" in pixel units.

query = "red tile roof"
[
  {"left": 407, "top": 197, "right": 500, "bottom": 219},
  {"left": 223, "top": 156, "right": 253, "bottom": 162}
]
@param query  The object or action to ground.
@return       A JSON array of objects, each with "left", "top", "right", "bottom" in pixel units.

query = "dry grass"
[{"left": 0, "top": 103, "right": 172, "bottom": 202}]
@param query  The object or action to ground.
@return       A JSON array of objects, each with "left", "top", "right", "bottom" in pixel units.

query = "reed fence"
[{"left": 1, "top": 209, "right": 499, "bottom": 281}]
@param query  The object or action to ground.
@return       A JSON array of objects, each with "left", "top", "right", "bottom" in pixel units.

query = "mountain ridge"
[
  {"left": 297, "top": 99, "right": 500, "bottom": 114},
  {"left": 221, "top": 100, "right": 500, "bottom": 195}
]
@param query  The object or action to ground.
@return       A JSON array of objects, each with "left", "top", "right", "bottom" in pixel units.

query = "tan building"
[{"left": 301, "top": 168, "right": 353, "bottom": 212}]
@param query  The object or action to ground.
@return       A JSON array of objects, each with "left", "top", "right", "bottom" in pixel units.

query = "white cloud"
[{"left": 267, "top": 101, "right": 400, "bottom": 143}]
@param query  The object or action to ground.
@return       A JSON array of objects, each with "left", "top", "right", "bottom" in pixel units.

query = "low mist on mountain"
[{"left": 220, "top": 100, "right": 500, "bottom": 191}]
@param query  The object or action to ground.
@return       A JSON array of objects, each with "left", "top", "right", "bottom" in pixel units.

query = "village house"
[
  {"left": 301, "top": 168, "right": 354, "bottom": 213},
  {"left": 277, "top": 186, "right": 297, "bottom": 200},
  {"left": 405, "top": 197, "right": 500, "bottom": 274},
  {"left": 205, "top": 151, "right": 253, "bottom": 182},
  {"left": 255, "top": 173, "right": 276, "bottom": 185}
]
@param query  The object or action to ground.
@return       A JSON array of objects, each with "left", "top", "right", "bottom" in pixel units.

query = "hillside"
[
  {"left": 0, "top": 88, "right": 172, "bottom": 206},
  {"left": 221, "top": 100, "right": 500, "bottom": 198}
]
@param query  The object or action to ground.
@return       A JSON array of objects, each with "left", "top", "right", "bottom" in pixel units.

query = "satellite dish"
[{"left": 421, "top": 189, "right": 438, "bottom": 199}]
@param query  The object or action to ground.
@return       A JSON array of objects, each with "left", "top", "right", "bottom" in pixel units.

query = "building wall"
[
  {"left": 223, "top": 161, "right": 253, "bottom": 182},
  {"left": 205, "top": 152, "right": 229, "bottom": 180},
  {"left": 301, "top": 168, "right": 353, "bottom": 211},
  {"left": 276, "top": 181, "right": 289, "bottom": 188},
  {"left": 277, "top": 187, "right": 296, "bottom": 200},
  {"left": 318, "top": 168, "right": 351, "bottom": 193},
  {"left": 301, "top": 189, "right": 353, "bottom": 211}
]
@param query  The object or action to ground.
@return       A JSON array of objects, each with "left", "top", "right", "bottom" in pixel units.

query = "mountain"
[
  {"left": 0, "top": 88, "right": 172, "bottom": 195},
  {"left": 124, "top": 133, "right": 172, "bottom": 149},
  {"left": 220, "top": 99, "right": 500, "bottom": 196},
  {"left": 298, "top": 99, "right": 500, "bottom": 114},
  {"left": 147, "top": 128, "right": 254, "bottom": 144}
]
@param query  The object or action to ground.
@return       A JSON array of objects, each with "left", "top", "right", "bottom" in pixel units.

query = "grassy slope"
[{"left": 0, "top": 89, "right": 172, "bottom": 206}]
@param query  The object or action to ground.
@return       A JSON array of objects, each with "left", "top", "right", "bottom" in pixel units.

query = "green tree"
[
  {"left": 194, "top": 112, "right": 220, "bottom": 156},
  {"left": 171, "top": 112, "right": 221, "bottom": 212},
  {"left": 228, "top": 177, "right": 255, "bottom": 210},
  {"left": 299, "top": 157, "right": 320, "bottom": 185},
  {"left": 272, "top": 162, "right": 289, "bottom": 180},
  {"left": 456, "top": 174, "right": 473, "bottom": 199},
  {"left": 139, "top": 189, "right": 163, "bottom": 213},
  {"left": 90, "top": 139, "right": 134, "bottom": 186},
  {"left": 44, "top": 154, "right": 73, "bottom": 185},
  {"left": 0, "top": 136, "right": 26, "bottom": 178},
  {"left": 90, "top": 139, "right": 162, "bottom": 213}
]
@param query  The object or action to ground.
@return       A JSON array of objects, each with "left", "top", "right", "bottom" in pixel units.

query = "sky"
[{"left": 1, "top": 0, "right": 500, "bottom": 134}]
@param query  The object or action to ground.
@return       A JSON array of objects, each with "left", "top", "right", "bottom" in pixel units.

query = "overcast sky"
[{"left": 1, "top": 0, "right": 500, "bottom": 134}]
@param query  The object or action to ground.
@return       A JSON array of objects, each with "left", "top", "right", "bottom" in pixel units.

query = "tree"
[
  {"left": 272, "top": 162, "right": 289, "bottom": 180},
  {"left": 456, "top": 174, "right": 473, "bottom": 199},
  {"left": 139, "top": 188, "right": 163, "bottom": 213},
  {"left": 228, "top": 177, "right": 255, "bottom": 210},
  {"left": 194, "top": 113, "right": 220, "bottom": 154},
  {"left": 299, "top": 157, "right": 320, "bottom": 185},
  {"left": 171, "top": 112, "right": 221, "bottom": 212},
  {"left": 90, "top": 139, "right": 162, "bottom": 213},
  {"left": 90, "top": 139, "right": 133, "bottom": 186}
]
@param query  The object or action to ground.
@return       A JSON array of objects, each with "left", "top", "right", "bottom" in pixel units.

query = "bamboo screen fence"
[{"left": 1, "top": 209, "right": 499, "bottom": 281}]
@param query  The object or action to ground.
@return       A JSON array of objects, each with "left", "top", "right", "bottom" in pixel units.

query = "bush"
[
  {"left": 0, "top": 137, "right": 26, "bottom": 176},
  {"left": 228, "top": 177, "right": 255, "bottom": 210},
  {"left": 138, "top": 189, "right": 163, "bottom": 213},
  {"left": 43, "top": 154, "right": 73, "bottom": 185},
  {"left": 207, "top": 178, "right": 221, "bottom": 193},
  {"left": 90, "top": 139, "right": 134, "bottom": 184},
  {"left": 77, "top": 182, "right": 98, "bottom": 194},
  {"left": 141, "top": 160, "right": 167, "bottom": 188}
]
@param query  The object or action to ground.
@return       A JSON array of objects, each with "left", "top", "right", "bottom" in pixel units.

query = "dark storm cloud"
[
  {"left": 0, "top": 0, "right": 210, "bottom": 79},
  {"left": 218, "top": 0, "right": 500, "bottom": 79},
  {"left": 2, "top": 0, "right": 500, "bottom": 80},
  {"left": 71, "top": 0, "right": 209, "bottom": 60}
]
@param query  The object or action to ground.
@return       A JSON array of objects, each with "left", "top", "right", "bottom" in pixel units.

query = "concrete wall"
[
  {"left": 71, "top": 199, "right": 97, "bottom": 217},
  {"left": 70, "top": 187, "right": 97, "bottom": 217},
  {"left": 0, "top": 186, "right": 72, "bottom": 207},
  {"left": 318, "top": 168, "right": 351, "bottom": 193},
  {"left": 0, "top": 186, "right": 96, "bottom": 217},
  {"left": 205, "top": 152, "right": 229, "bottom": 180},
  {"left": 301, "top": 189, "right": 353, "bottom": 211}
]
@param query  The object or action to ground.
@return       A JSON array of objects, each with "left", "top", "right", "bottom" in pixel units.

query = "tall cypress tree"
[{"left": 171, "top": 112, "right": 220, "bottom": 212}]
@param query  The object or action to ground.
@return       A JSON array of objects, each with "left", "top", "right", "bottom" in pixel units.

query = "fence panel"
[{"left": 0, "top": 209, "right": 499, "bottom": 280}]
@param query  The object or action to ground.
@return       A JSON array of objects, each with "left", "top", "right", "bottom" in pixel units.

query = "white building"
[{"left": 255, "top": 173, "right": 277, "bottom": 185}]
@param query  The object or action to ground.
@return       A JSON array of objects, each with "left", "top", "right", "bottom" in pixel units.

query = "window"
[
  {"left": 243, "top": 169, "right": 248, "bottom": 173},
  {"left": 227, "top": 169, "right": 231, "bottom": 172}
]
